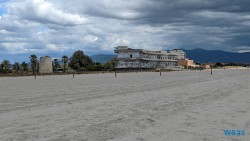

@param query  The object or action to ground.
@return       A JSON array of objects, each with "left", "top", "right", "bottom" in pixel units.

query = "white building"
[
  {"left": 114, "top": 46, "right": 184, "bottom": 69},
  {"left": 169, "top": 49, "right": 186, "bottom": 59}
]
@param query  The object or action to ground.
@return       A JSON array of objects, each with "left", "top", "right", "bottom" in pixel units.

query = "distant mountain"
[
  {"left": 183, "top": 48, "right": 250, "bottom": 63},
  {"left": 90, "top": 54, "right": 116, "bottom": 64}
]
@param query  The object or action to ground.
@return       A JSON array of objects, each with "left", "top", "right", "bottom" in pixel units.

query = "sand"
[{"left": 0, "top": 69, "right": 250, "bottom": 141}]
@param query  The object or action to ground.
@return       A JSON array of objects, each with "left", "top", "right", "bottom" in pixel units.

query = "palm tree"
[
  {"left": 13, "top": 62, "right": 20, "bottom": 71},
  {"left": 52, "top": 58, "right": 60, "bottom": 72},
  {"left": 1, "top": 60, "right": 10, "bottom": 71},
  {"left": 30, "top": 54, "right": 37, "bottom": 74},
  {"left": 62, "top": 55, "right": 68, "bottom": 72},
  {"left": 20, "top": 61, "right": 28, "bottom": 72}
]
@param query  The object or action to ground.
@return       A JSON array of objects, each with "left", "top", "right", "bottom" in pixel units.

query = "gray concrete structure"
[
  {"left": 39, "top": 56, "right": 53, "bottom": 74},
  {"left": 169, "top": 49, "right": 186, "bottom": 59},
  {"left": 114, "top": 46, "right": 182, "bottom": 69}
]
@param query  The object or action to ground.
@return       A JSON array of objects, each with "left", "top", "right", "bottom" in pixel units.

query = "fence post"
[{"left": 210, "top": 65, "right": 213, "bottom": 75}]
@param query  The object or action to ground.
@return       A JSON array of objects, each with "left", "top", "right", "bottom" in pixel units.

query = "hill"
[
  {"left": 183, "top": 48, "right": 250, "bottom": 63},
  {"left": 90, "top": 54, "right": 116, "bottom": 64},
  {"left": 90, "top": 48, "right": 250, "bottom": 64}
]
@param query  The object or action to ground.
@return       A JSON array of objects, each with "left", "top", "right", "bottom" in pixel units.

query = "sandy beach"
[{"left": 0, "top": 69, "right": 249, "bottom": 141}]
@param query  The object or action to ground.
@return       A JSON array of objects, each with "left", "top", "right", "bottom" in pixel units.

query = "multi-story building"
[
  {"left": 169, "top": 49, "right": 186, "bottom": 59},
  {"left": 114, "top": 46, "right": 182, "bottom": 69}
]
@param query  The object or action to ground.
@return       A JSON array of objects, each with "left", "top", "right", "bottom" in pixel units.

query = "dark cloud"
[
  {"left": 0, "top": 0, "right": 250, "bottom": 63},
  {"left": 129, "top": 0, "right": 250, "bottom": 26}
]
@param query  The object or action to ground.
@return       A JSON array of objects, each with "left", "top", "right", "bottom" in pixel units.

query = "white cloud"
[
  {"left": 115, "top": 11, "right": 141, "bottom": 19},
  {"left": 8, "top": 0, "right": 87, "bottom": 26},
  {"left": 114, "top": 39, "right": 130, "bottom": 46},
  {"left": 0, "top": 29, "right": 8, "bottom": 34},
  {"left": 206, "top": 37, "right": 226, "bottom": 43},
  {"left": 83, "top": 35, "right": 98, "bottom": 43},
  {"left": 235, "top": 46, "right": 250, "bottom": 53},
  {"left": 46, "top": 44, "right": 69, "bottom": 51},
  {"left": 193, "top": 11, "right": 237, "bottom": 20},
  {"left": 49, "top": 0, "right": 145, "bottom": 20},
  {"left": 1, "top": 43, "right": 32, "bottom": 54}
]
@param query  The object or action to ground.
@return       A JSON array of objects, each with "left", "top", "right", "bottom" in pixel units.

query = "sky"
[{"left": 0, "top": 0, "right": 250, "bottom": 63}]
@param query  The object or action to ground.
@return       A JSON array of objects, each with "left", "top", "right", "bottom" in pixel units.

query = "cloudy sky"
[{"left": 0, "top": 0, "right": 250, "bottom": 62}]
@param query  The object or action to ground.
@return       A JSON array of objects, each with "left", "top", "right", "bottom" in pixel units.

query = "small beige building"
[
  {"left": 39, "top": 56, "right": 53, "bottom": 74},
  {"left": 200, "top": 64, "right": 211, "bottom": 69},
  {"left": 178, "top": 58, "right": 200, "bottom": 68}
]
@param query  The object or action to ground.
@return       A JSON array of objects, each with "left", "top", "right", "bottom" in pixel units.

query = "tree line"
[
  {"left": 0, "top": 50, "right": 117, "bottom": 74},
  {"left": 213, "top": 62, "right": 249, "bottom": 68}
]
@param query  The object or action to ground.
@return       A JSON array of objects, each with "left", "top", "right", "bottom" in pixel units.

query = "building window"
[{"left": 130, "top": 54, "right": 132, "bottom": 58}]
